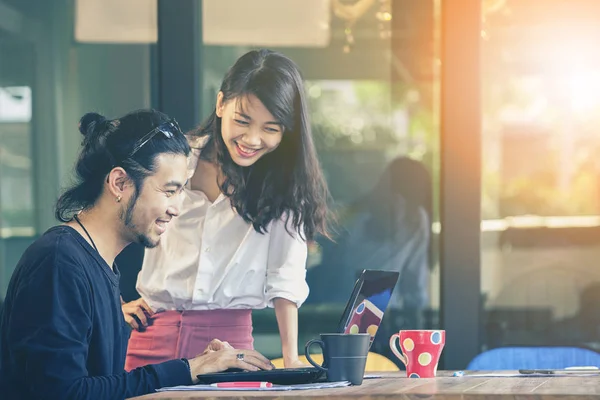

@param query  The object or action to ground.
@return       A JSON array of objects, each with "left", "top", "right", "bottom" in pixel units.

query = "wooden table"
[{"left": 129, "top": 371, "right": 600, "bottom": 400}]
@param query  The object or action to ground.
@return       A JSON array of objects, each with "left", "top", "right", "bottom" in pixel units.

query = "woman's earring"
[{"left": 116, "top": 195, "right": 122, "bottom": 203}]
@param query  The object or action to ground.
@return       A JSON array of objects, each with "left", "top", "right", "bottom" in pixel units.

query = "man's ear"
[{"left": 106, "top": 167, "right": 130, "bottom": 201}]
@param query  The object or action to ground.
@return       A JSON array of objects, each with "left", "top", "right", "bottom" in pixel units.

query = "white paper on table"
[
  {"left": 464, "top": 373, "right": 600, "bottom": 378},
  {"left": 156, "top": 381, "right": 351, "bottom": 392}
]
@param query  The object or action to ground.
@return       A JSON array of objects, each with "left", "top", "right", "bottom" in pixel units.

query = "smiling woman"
[
  {"left": 124, "top": 49, "right": 332, "bottom": 371},
  {"left": 190, "top": 49, "right": 330, "bottom": 239},
  {"left": 218, "top": 94, "right": 284, "bottom": 167}
]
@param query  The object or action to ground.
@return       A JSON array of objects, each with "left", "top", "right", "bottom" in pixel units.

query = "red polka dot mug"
[{"left": 389, "top": 330, "right": 446, "bottom": 378}]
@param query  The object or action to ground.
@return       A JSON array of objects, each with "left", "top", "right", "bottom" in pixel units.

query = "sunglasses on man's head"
[{"left": 126, "top": 118, "right": 184, "bottom": 159}]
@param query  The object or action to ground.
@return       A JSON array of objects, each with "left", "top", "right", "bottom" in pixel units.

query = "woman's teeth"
[{"left": 237, "top": 143, "right": 259, "bottom": 155}]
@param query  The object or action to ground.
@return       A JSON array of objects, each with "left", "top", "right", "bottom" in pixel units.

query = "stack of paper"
[{"left": 157, "top": 381, "right": 351, "bottom": 392}]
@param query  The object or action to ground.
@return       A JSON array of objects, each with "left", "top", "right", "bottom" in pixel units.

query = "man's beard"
[{"left": 119, "top": 194, "right": 158, "bottom": 248}]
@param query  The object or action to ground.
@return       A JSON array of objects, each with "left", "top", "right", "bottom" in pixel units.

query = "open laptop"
[{"left": 196, "top": 269, "right": 400, "bottom": 385}]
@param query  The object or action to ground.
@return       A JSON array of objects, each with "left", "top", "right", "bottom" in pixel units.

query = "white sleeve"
[{"left": 265, "top": 217, "right": 309, "bottom": 308}]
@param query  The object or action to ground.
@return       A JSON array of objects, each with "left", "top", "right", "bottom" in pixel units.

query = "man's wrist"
[
  {"left": 181, "top": 358, "right": 194, "bottom": 382},
  {"left": 187, "top": 357, "right": 205, "bottom": 383}
]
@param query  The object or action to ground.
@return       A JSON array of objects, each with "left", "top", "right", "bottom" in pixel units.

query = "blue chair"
[{"left": 467, "top": 347, "right": 600, "bottom": 370}]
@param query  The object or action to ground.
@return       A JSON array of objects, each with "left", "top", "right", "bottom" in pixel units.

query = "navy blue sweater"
[{"left": 0, "top": 226, "right": 191, "bottom": 399}]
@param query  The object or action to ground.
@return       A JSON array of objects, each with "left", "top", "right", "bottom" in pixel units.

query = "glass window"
[
  {"left": 0, "top": 0, "right": 152, "bottom": 298},
  {"left": 0, "top": 83, "right": 34, "bottom": 236},
  {"left": 481, "top": 0, "right": 600, "bottom": 351},
  {"left": 1, "top": 0, "right": 442, "bottom": 363},
  {"left": 201, "top": 0, "right": 441, "bottom": 364}
]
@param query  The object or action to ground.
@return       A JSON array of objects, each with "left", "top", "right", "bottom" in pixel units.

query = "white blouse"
[{"left": 136, "top": 148, "right": 309, "bottom": 311}]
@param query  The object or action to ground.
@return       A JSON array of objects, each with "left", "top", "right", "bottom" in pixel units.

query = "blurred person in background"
[{"left": 307, "top": 156, "right": 433, "bottom": 359}]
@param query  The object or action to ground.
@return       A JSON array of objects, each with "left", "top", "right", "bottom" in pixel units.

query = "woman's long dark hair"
[
  {"left": 189, "top": 49, "right": 330, "bottom": 240},
  {"left": 55, "top": 109, "right": 190, "bottom": 222}
]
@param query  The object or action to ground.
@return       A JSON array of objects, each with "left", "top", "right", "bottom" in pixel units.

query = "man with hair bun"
[{"left": 0, "top": 109, "right": 272, "bottom": 400}]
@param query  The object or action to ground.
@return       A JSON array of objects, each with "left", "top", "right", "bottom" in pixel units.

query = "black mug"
[{"left": 305, "top": 333, "right": 370, "bottom": 385}]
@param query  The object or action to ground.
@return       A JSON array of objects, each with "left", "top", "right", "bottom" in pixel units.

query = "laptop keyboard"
[{"left": 223, "top": 367, "right": 318, "bottom": 373}]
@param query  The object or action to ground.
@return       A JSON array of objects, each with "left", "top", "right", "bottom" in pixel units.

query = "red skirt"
[{"left": 124, "top": 309, "right": 253, "bottom": 371}]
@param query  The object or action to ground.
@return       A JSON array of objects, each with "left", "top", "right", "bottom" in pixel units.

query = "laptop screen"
[{"left": 337, "top": 270, "right": 400, "bottom": 346}]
